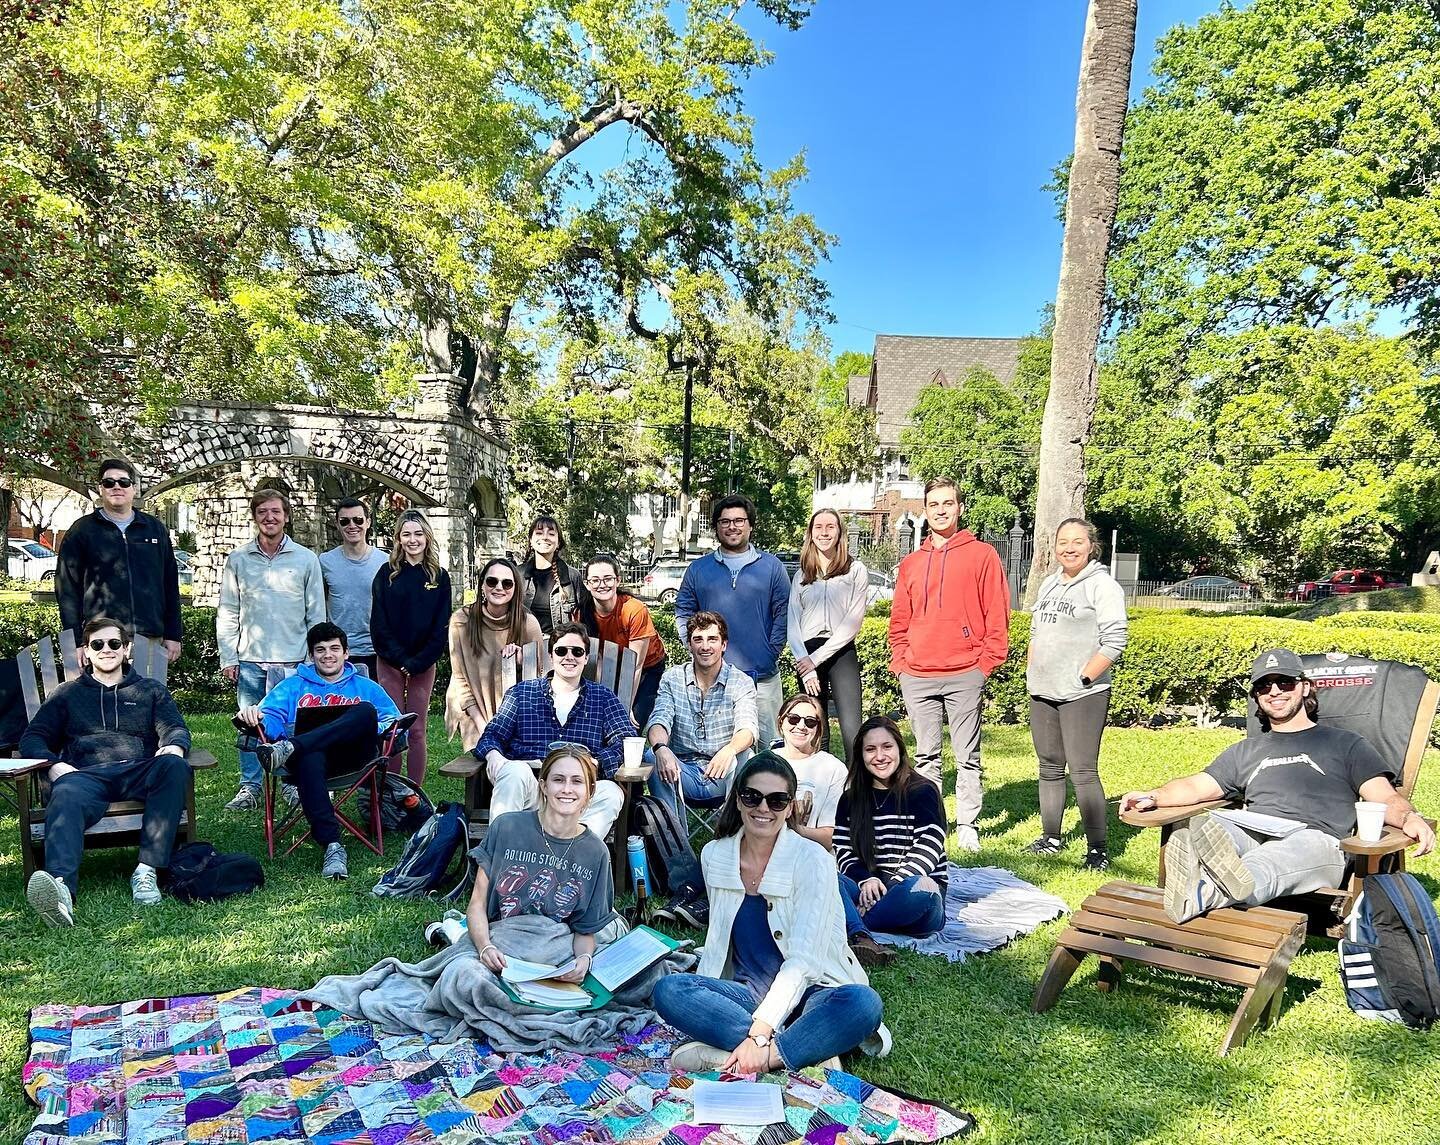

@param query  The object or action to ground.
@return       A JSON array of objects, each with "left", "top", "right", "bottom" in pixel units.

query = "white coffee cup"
[
  {"left": 622, "top": 736, "right": 645, "bottom": 773},
  {"left": 1355, "top": 800, "right": 1388, "bottom": 843}
]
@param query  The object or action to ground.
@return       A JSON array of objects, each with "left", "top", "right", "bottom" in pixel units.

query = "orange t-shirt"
[{"left": 593, "top": 595, "right": 666, "bottom": 669}]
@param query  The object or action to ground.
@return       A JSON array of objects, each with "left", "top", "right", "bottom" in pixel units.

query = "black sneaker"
[
  {"left": 1083, "top": 848, "right": 1110, "bottom": 871},
  {"left": 1024, "top": 835, "right": 1064, "bottom": 856},
  {"left": 650, "top": 895, "right": 679, "bottom": 923},
  {"left": 672, "top": 893, "right": 709, "bottom": 929},
  {"left": 257, "top": 739, "right": 295, "bottom": 773}
]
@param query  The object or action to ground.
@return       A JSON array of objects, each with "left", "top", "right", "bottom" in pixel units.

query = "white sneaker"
[
  {"left": 954, "top": 824, "right": 981, "bottom": 853},
  {"left": 669, "top": 1041, "right": 732, "bottom": 1072},
  {"left": 281, "top": 783, "right": 301, "bottom": 810},
  {"left": 323, "top": 842, "right": 349, "bottom": 881},
  {"left": 224, "top": 785, "right": 261, "bottom": 812},
  {"left": 131, "top": 866, "right": 161, "bottom": 906},
  {"left": 27, "top": 871, "right": 75, "bottom": 928}
]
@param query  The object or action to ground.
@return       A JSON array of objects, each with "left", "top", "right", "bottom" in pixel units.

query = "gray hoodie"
[{"left": 1026, "top": 560, "right": 1129, "bottom": 702}]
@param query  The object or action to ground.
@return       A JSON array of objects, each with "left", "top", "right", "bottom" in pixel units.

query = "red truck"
[{"left": 1290, "top": 569, "right": 1405, "bottom": 602}]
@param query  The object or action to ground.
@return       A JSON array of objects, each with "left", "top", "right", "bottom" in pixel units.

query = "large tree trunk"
[{"left": 1025, "top": 0, "right": 1137, "bottom": 604}]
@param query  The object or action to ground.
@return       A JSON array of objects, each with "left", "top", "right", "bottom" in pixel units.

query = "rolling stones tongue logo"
[
  {"left": 496, "top": 865, "right": 530, "bottom": 895},
  {"left": 525, "top": 869, "right": 556, "bottom": 905},
  {"left": 553, "top": 880, "right": 583, "bottom": 916},
  {"left": 498, "top": 895, "right": 521, "bottom": 917}
]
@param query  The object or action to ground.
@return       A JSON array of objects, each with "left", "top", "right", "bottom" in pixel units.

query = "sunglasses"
[
  {"left": 100, "top": 477, "right": 134, "bottom": 489},
  {"left": 553, "top": 644, "right": 588, "bottom": 658},
  {"left": 337, "top": 515, "right": 365, "bottom": 526},
  {"left": 1253, "top": 677, "right": 1301, "bottom": 695},
  {"left": 88, "top": 638, "right": 124, "bottom": 651},
  {"left": 784, "top": 713, "right": 820, "bottom": 730},
  {"left": 738, "top": 787, "right": 794, "bottom": 812},
  {"left": 484, "top": 575, "right": 515, "bottom": 589}
]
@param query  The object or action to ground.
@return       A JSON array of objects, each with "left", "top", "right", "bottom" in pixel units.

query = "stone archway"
[{"left": 125, "top": 375, "right": 508, "bottom": 602}]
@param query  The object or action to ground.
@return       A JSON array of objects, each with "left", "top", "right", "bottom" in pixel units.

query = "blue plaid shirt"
[
  {"left": 647, "top": 662, "right": 758, "bottom": 763},
  {"left": 473, "top": 677, "right": 635, "bottom": 778}
]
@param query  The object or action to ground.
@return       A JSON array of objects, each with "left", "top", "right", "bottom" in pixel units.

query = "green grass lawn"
[{"left": 2, "top": 713, "right": 1438, "bottom": 1143}]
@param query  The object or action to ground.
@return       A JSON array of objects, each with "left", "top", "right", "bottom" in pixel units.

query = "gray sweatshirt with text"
[{"left": 1026, "top": 560, "right": 1129, "bottom": 702}]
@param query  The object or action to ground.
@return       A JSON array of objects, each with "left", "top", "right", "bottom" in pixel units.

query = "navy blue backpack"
[
  {"left": 372, "top": 801, "right": 472, "bottom": 901},
  {"left": 1338, "top": 872, "right": 1440, "bottom": 1029}
]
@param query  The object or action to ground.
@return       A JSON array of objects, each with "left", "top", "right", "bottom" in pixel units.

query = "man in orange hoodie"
[{"left": 888, "top": 478, "right": 1011, "bottom": 851}]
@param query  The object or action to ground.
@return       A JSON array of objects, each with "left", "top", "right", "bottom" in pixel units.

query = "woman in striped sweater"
[{"left": 834, "top": 715, "right": 948, "bottom": 952}]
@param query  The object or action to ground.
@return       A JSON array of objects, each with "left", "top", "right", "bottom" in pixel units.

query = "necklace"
[{"left": 539, "top": 813, "right": 584, "bottom": 866}]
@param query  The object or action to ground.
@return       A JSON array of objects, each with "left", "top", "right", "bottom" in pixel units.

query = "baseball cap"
[{"left": 1249, "top": 648, "right": 1307, "bottom": 684}]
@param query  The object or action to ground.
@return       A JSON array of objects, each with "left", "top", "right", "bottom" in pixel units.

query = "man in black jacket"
[
  {"left": 19, "top": 616, "right": 192, "bottom": 927},
  {"left": 56, "top": 458, "right": 183, "bottom": 663}
]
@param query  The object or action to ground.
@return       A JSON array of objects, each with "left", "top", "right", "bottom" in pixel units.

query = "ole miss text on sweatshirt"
[{"left": 888, "top": 530, "right": 1011, "bottom": 677}]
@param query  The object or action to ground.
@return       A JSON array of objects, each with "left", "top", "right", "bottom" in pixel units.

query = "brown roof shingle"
[{"left": 864, "top": 335, "right": 1026, "bottom": 443}]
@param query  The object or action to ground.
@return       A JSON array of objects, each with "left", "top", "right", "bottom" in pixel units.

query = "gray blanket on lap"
[{"left": 302, "top": 914, "right": 695, "bottom": 1053}]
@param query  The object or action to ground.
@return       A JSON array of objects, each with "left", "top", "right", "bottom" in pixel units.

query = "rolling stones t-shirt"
[{"left": 471, "top": 811, "right": 615, "bottom": 934}]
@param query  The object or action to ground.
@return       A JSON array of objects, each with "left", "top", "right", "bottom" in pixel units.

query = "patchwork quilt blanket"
[{"left": 24, "top": 988, "right": 976, "bottom": 1145}]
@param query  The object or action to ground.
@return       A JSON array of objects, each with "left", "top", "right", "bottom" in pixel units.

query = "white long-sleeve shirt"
[{"left": 786, "top": 560, "right": 869, "bottom": 667}]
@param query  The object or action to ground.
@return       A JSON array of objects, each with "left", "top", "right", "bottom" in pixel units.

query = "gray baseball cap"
[{"left": 1249, "top": 648, "right": 1307, "bottom": 683}]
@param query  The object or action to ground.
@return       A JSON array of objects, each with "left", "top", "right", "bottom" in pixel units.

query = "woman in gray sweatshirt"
[{"left": 1025, "top": 518, "right": 1129, "bottom": 868}]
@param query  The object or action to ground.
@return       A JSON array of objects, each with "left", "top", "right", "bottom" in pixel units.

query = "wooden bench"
[
  {"left": 1, "top": 632, "right": 215, "bottom": 883},
  {"left": 1032, "top": 880, "right": 1307, "bottom": 1055}
]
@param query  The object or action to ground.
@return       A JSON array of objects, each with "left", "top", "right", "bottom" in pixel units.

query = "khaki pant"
[{"left": 899, "top": 669, "right": 985, "bottom": 830}]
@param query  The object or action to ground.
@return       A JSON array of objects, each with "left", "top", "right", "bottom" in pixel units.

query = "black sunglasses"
[
  {"left": 1253, "top": 677, "right": 1301, "bottom": 695},
  {"left": 738, "top": 787, "right": 794, "bottom": 812},
  {"left": 337, "top": 515, "right": 365, "bottom": 526},
  {"left": 784, "top": 713, "right": 820, "bottom": 730},
  {"left": 100, "top": 477, "right": 134, "bottom": 489},
  {"left": 553, "top": 643, "right": 588, "bottom": 658},
  {"left": 88, "top": 638, "right": 124, "bottom": 651},
  {"left": 484, "top": 575, "right": 515, "bottom": 589}
]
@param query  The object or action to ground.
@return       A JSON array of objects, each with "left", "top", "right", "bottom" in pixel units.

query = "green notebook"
[{"left": 496, "top": 924, "right": 684, "bottom": 1013}]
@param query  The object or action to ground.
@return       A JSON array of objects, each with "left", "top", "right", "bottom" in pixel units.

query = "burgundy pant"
[{"left": 377, "top": 661, "right": 435, "bottom": 784}]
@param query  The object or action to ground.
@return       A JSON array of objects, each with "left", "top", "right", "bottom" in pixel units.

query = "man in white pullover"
[{"left": 216, "top": 487, "right": 325, "bottom": 810}]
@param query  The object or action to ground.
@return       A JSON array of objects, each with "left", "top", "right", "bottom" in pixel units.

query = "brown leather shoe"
[{"left": 849, "top": 931, "right": 896, "bottom": 968}]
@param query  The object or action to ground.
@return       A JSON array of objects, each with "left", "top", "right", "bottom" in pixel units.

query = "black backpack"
[
  {"left": 379, "top": 773, "right": 434, "bottom": 835},
  {"left": 629, "top": 794, "right": 701, "bottom": 896},
  {"left": 372, "top": 801, "right": 472, "bottom": 899},
  {"left": 1339, "top": 872, "right": 1440, "bottom": 1029},
  {"left": 162, "top": 842, "right": 265, "bottom": 903}
]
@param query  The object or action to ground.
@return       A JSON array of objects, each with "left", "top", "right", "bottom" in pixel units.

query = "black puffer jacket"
[
  {"left": 18, "top": 669, "right": 190, "bottom": 768},
  {"left": 56, "top": 509, "right": 182, "bottom": 641}
]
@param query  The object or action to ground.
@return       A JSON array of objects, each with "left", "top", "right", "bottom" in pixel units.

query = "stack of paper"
[
  {"left": 689, "top": 1080, "right": 785, "bottom": 1126},
  {"left": 500, "top": 958, "right": 593, "bottom": 1010}
]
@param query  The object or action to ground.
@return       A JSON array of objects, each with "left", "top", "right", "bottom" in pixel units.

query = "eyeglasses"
[
  {"left": 737, "top": 787, "right": 794, "bottom": 812},
  {"left": 484, "top": 576, "right": 515, "bottom": 589},
  {"left": 337, "top": 516, "right": 365, "bottom": 526},
  {"left": 1253, "top": 677, "right": 1301, "bottom": 695},
  {"left": 784, "top": 713, "right": 820, "bottom": 730},
  {"left": 717, "top": 516, "right": 749, "bottom": 527},
  {"left": 88, "top": 638, "right": 124, "bottom": 651},
  {"left": 586, "top": 575, "right": 618, "bottom": 586},
  {"left": 100, "top": 477, "right": 134, "bottom": 489},
  {"left": 553, "top": 644, "right": 588, "bottom": 658}
]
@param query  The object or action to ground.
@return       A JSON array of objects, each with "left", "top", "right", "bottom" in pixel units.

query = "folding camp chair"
[{"left": 3, "top": 631, "right": 215, "bottom": 884}]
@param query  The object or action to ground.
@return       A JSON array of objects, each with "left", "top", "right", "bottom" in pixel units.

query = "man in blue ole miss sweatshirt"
[
  {"left": 21, "top": 616, "right": 192, "bottom": 927},
  {"left": 675, "top": 494, "right": 790, "bottom": 749}
]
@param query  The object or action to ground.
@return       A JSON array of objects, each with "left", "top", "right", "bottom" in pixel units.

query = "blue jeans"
[
  {"left": 653, "top": 974, "right": 882, "bottom": 1069},
  {"left": 840, "top": 873, "right": 945, "bottom": 938},
  {"left": 236, "top": 661, "right": 269, "bottom": 789},
  {"left": 649, "top": 761, "right": 728, "bottom": 817}
]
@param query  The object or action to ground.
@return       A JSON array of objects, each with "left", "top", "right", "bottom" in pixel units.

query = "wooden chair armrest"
[
  {"left": 0, "top": 758, "right": 52, "bottom": 779},
  {"left": 440, "top": 753, "right": 482, "bottom": 779},
  {"left": 614, "top": 764, "right": 654, "bottom": 782},
  {"left": 1119, "top": 798, "right": 1230, "bottom": 828},
  {"left": 1340, "top": 819, "right": 1437, "bottom": 857},
  {"left": 188, "top": 749, "right": 217, "bottom": 770}
]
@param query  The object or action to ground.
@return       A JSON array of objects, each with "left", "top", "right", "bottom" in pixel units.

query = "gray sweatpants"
[
  {"left": 899, "top": 669, "right": 985, "bottom": 829},
  {"left": 1213, "top": 818, "right": 1346, "bottom": 904}
]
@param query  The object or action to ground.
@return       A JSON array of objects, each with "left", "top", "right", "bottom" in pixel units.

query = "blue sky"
[{"left": 738, "top": 0, "right": 1233, "bottom": 356}]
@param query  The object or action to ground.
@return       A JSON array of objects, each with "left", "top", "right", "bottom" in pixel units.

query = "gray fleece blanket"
[{"left": 301, "top": 914, "right": 694, "bottom": 1054}]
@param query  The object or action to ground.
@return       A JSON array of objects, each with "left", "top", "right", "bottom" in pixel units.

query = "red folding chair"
[{"left": 235, "top": 709, "right": 416, "bottom": 860}]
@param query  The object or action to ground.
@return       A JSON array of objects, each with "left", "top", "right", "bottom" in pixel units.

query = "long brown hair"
[
  {"left": 387, "top": 509, "right": 442, "bottom": 584},
  {"left": 466, "top": 557, "right": 528, "bottom": 654},
  {"left": 777, "top": 693, "right": 825, "bottom": 755},
  {"left": 714, "top": 751, "right": 797, "bottom": 839},
  {"left": 844, "top": 715, "right": 931, "bottom": 872},
  {"left": 799, "top": 508, "right": 853, "bottom": 584}
]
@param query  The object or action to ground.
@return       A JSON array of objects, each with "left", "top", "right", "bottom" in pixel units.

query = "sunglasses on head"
[
  {"left": 337, "top": 515, "right": 365, "bottom": 526},
  {"left": 88, "top": 638, "right": 124, "bottom": 651},
  {"left": 553, "top": 643, "right": 587, "bottom": 658},
  {"left": 100, "top": 477, "right": 134, "bottom": 489},
  {"left": 738, "top": 787, "right": 794, "bottom": 812},
  {"left": 1253, "top": 677, "right": 1301, "bottom": 695},
  {"left": 484, "top": 575, "right": 515, "bottom": 589},
  {"left": 784, "top": 713, "right": 820, "bottom": 730}
]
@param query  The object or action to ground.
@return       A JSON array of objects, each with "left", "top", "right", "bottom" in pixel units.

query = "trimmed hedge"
[
  {"left": 1296, "top": 585, "right": 1440, "bottom": 620},
  {"left": 7, "top": 600, "right": 1440, "bottom": 728}
]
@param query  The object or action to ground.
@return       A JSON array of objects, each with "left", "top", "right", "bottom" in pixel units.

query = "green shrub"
[
  {"left": 1315, "top": 611, "right": 1440, "bottom": 635},
  {"left": 1296, "top": 585, "right": 1440, "bottom": 619}
]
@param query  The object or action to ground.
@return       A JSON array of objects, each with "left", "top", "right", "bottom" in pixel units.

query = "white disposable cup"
[
  {"left": 622, "top": 736, "right": 645, "bottom": 772},
  {"left": 1355, "top": 801, "right": 1387, "bottom": 843}
]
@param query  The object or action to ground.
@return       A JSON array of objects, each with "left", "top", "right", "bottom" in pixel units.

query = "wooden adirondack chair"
[
  {"left": 1, "top": 631, "right": 216, "bottom": 884},
  {"left": 1033, "top": 653, "right": 1438, "bottom": 1055}
]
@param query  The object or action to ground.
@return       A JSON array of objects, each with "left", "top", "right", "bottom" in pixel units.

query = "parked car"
[
  {"left": 6, "top": 538, "right": 58, "bottom": 583},
  {"left": 866, "top": 568, "right": 895, "bottom": 606},
  {"left": 636, "top": 558, "right": 694, "bottom": 604},
  {"left": 1290, "top": 569, "right": 1399, "bottom": 602},
  {"left": 1156, "top": 575, "right": 1255, "bottom": 602}
]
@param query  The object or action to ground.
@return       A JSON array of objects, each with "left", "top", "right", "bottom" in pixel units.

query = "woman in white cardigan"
[{"left": 653, "top": 751, "right": 890, "bottom": 1073}]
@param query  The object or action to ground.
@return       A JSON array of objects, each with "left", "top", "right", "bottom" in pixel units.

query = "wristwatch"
[{"left": 748, "top": 1032, "right": 772, "bottom": 1048}]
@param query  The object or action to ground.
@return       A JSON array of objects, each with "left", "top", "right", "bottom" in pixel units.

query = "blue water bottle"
[{"left": 627, "top": 835, "right": 650, "bottom": 891}]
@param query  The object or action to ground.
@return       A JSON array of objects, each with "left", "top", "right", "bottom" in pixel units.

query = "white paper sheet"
[
  {"left": 588, "top": 926, "right": 674, "bottom": 992},
  {"left": 690, "top": 1080, "right": 785, "bottom": 1126}
]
